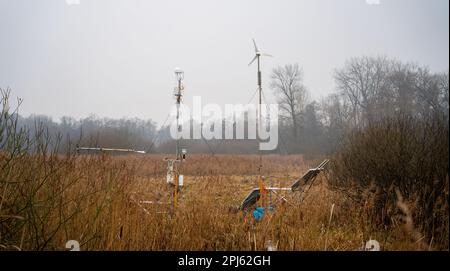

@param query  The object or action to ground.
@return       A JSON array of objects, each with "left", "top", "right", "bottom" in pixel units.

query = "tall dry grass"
[{"left": 2, "top": 152, "right": 447, "bottom": 250}]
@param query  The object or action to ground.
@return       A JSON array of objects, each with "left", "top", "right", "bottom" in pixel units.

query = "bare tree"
[
  {"left": 320, "top": 93, "right": 352, "bottom": 150},
  {"left": 414, "top": 68, "right": 449, "bottom": 116},
  {"left": 386, "top": 61, "right": 419, "bottom": 114},
  {"left": 335, "top": 56, "right": 390, "bottom": 126},
  {"left": 270, "top": 63, "right": 308, "bottom": 141},
  {"left": 437, "top": 71, "right": 449, "bottom": 115}
]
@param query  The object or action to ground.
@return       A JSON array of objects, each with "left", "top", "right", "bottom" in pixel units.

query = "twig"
[{"left": 324, "top": 203, "right": 335, "bottom": 251}]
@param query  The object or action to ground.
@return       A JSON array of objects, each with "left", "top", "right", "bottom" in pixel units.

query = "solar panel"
[
  {"left": 239, "top": 187, "right": 292, "bottom": 210},
  {"left": 291, "top": 169, "right": 320, "bottom": 191},
  {"left": 239, "top": 188, "right": 261, "bottom": 210},
  {"left": 291, "top": 160, "right": 329, "bottom": 191},
  {"left": 238, "top": 159, "right": 330, "bottom": 210}
]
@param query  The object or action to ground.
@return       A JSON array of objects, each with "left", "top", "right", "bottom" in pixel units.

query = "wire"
[
  {"left": 146, "top": 112, "right": 171, "bottom": 153},
  {"left": 200, "top": 138, "right": 223, "bottom": 164},
  {"left": 298, "top": 175, "right": 319, "bottom": 204},
  {"left": 206, "top": 138, "right": 226, "bottom": 156},
  {"left": 260, "top": 89, "right": 290, "bottom": 155},
  {"left": 247, "top": 87, "right": 259, "bottom": 105},
  {"left": 197, "top": 87, "right": 260, "bottom": 159}
]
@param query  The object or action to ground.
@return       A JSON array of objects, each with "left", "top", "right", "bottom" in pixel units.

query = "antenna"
[
  {"left": 248, "top": 38, "right": 272, "bottom": 209},
  {"left": 76, "top": 147, "right": 145, "bottom": 154}
]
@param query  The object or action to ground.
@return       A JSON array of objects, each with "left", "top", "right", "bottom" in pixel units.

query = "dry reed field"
[{"left": 1, "top": 153, "right": 447, "bottom": 251}]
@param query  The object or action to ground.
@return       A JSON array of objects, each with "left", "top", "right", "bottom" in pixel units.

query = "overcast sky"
[{"left": 0, "top": 0, "right": 448, "bottom": 125}]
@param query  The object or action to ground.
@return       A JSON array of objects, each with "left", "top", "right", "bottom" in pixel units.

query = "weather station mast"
[
  {"left": 166, "top": 67, "right": 187, "bottom": 209},
  {"left": 174, "top": 67, "right": 184, "bottom": 162}
]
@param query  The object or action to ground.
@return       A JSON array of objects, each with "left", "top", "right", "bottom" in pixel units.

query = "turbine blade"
[
  {"left": 248, "top": 55, "right": 258, "bottom": 66},
  {"left": 262, "top": 53, "right": 273, "bottom": 57},
  {"left": 252, "top": 38, "right": 259, "bottom": 53}
]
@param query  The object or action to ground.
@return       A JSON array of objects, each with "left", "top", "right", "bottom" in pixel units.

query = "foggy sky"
[{"left": 0, "top": 0, "right": 448, "bottom": 125}]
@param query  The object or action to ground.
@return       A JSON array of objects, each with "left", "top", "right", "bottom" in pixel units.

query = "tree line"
[
  {"left": 4, "top": 55, "right": 448, "bottom": 155},
  {"left": 272, "top": 56, "right": 448, "bottom": 155}
]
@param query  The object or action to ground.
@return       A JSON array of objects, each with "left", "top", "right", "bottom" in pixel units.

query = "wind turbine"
[
  {"left": 248, "top": 38, "right": 273, "bottom": 89},
  {"left": 248, "top": 39, "right": 272, "bottom": 146},
  {"left": 248, "top": 38, "right": 272, "bottom": 210}
]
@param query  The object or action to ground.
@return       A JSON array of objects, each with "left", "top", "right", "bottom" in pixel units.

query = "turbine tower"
[{"left": 248, "top": 39, "right": 272, "bottom": 208}]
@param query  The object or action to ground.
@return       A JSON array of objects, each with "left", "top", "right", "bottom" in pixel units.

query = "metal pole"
[
  {"left": 257, "top": 56, "right": 265, "bottom": 208},
  {"left": 176, "top": 78, "right": 181, "bottom": 160},
  {"left": 257, "top": 56, "right": 262, "bottom": 175}
]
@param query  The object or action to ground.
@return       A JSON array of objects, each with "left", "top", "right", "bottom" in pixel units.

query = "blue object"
[{"left": 253, "top": 207, "right": 265, "bottom": 221}]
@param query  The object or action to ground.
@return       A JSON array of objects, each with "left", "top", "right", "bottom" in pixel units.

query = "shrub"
[{"left": 329, "top": 113, "right": 449, "bottom": 248}]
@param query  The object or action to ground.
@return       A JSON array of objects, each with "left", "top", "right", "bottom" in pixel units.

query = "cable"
[
  {"left": 260, "top": 89, "right": 289, "bottom": 155},
  {"left": 197, "top": 87, "right": 259, "bottom": 158},
  {"left": 246, "top": 87, "right": 259, "bottom": 105},
  {"left": 146, "top": 112, "right": 171, "bottom": 153}
]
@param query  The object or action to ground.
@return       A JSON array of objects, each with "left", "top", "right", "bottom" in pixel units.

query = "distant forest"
[{"left": 10, "top": 55, "right": 449, "bottom": 156}]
